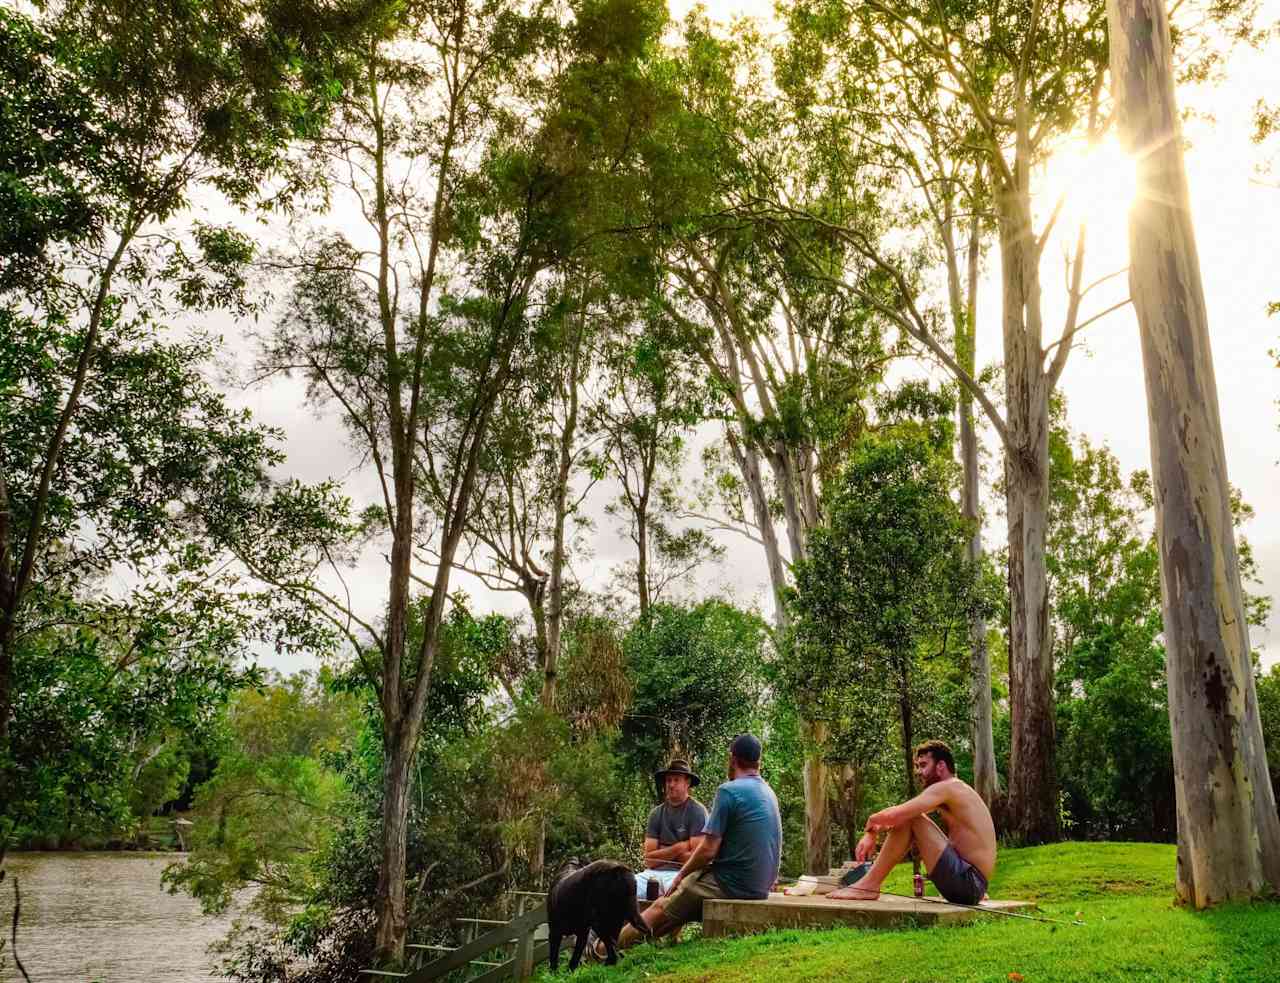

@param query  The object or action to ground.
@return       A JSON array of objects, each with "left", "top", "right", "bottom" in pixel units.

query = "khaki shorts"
[{"left": 660, "top": 869, "right": 729, "bottom": 924}]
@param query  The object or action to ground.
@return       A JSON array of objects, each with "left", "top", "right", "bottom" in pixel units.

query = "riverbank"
[
  {"left": 11, "top": 814, "right": 189, "bottom": 852},
  {"left": 550, "top": 843, "right": 1280, "bottom": 982}
]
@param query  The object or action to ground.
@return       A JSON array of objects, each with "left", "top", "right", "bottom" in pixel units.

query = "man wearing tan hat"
[
  {"left": 635, "top": 758, "right": 707, "bottom": 899},
  {"left": 598, "top": 734, "right": 781, "bottom": 960}
]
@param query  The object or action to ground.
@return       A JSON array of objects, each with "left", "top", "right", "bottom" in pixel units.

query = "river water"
[{"left": 1, "top": 852, "right": 246, "bottom": 983}]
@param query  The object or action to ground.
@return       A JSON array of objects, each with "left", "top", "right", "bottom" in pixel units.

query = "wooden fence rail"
[{"left": 361, "top": 901, "right": 550, "bottom": 983}]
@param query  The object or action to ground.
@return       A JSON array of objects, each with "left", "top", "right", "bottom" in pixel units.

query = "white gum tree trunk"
[
  {"left": 1109, "top": 0, "right": 1280, "bottom": 905},
  {"left": 998, "top": 174, "right": 1058, "bottom": 844},
  {"left": 944, "top": 203, "right": 1000, "bottom": 807}
]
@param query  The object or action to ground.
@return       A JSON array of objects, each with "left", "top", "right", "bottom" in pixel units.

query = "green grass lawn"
[{"left": 540, "top": 843, "right": 1280, "bottom": 982}]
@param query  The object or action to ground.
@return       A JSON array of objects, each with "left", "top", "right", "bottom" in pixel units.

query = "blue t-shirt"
[{"left": 703, "top": 774, "right": 782, "bottom": 899}]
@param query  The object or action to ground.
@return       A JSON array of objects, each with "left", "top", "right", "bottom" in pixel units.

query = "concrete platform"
[{"left": 701, "top": 893, "right": 1034, "bottom": 938}]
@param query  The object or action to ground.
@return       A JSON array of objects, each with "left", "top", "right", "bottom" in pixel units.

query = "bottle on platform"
[{"left": 913, "top": 872, "right": 924, "bottom": 898}]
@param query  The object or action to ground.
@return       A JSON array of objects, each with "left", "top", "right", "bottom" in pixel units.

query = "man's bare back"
[{"left": 929, "top": 777, "right": 996, "bottom": 879}]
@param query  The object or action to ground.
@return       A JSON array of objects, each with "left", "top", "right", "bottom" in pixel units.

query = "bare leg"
[
  {"left": 828, "top": 816, "right": 950, "bottom": 900},
  {"left": 597, "top": 898, "right": 679, "bottom": 957}
]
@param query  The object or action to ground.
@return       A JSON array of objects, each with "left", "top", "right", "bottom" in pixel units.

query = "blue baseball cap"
[{"left": 730, "top": 733, "right": 762, "bottom": 764}]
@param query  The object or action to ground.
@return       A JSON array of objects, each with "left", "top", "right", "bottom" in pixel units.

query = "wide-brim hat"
[{"left": 654, "top": 759, "right": 700, "bottom": 794}]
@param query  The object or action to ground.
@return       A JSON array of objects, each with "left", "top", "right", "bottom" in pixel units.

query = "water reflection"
[{"left": 1, "top": 852, "right": 244, "bottom": 983}]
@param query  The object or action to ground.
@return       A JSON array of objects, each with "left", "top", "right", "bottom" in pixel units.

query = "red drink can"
[{"left": 913, "top": 873, "right": 924, "bottom": 898}]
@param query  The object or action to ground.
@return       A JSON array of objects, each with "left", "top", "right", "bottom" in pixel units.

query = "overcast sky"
[{"left": 214, "top": 0, "right": 1280, "bottom": 674}]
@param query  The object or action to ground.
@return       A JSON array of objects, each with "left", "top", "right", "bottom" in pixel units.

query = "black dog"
[{"left": 546, "top": 859, "right": 649, "bottom": 971}]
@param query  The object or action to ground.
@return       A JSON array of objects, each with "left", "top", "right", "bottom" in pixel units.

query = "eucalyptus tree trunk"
[
  {"left": 1109, "top": 0, "right": 1280, "bottom": 905},
  {"left": 725, "top": 430, "right": 789, "bottom": 624},
  {"left": 802, "top": 719, "right": 832, "bottom": 873},
  {"left": 943, "top": 203, "right": 1000, "bottom": 807},
  {"left": 525, "top": 579, "right": 550, "bottom": 678},
  {"left": 375, "top": 734, "right": 417, "bottom": 956},
  {"left": 996, "top": 147, "right": 1058, "bottom": 844},
  {"left": 635, "top": 508, "right": 651, "bottom": 617},
  {"left": 687, "top": 253, "right": 832, "bottom": 873},
  {"left": 832, "top": 764, "right": 865, "bottom": 860},
  {"left": 533, "top": 289, "right": 588, "bottom": 887},
  {"left": 762, "top": 442, "right": 831, "bottom": 874},
  {"left": 542, "top": 316, "right": 583, "bottom": 711},
  {"left": 898, "top": 658, "right": 916, "bottom": 800}
]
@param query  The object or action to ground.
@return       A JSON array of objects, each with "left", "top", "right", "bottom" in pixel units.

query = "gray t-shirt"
[
  {"left": 644, "top": 799, "right": 708, "bottom": 870},
  {"left": 704, "top": 774, "right": 782, "bottom": 899}
]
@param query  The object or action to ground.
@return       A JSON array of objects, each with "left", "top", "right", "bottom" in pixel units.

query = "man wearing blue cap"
[{"left": 597, "top": 733, "right": 782, "bottom": 957}]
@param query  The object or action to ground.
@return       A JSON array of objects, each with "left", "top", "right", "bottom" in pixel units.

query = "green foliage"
[
  {"left": 1048, "top": 425, "right": 1270, "bottom": 839},
  {"left": 786, "top": 427, "right": 979, "bottom": 786},
  {"left": 129, "top": 741, "right": 192, "bottom": 827},
  {"left": 0, "top": 9, "right": 115, "bottom": 291},
  {"left": 557, "top": 611, "right": 633, "bottom": 736},
  {"left": 0, "top": 286, "right": 347, "bottom": 850},
  {"left": 0, "top": 0, "right": 374, "bottom": 292},
  {"left": 620, "top": 600, "right": 770, "bottom": 775},
  {"left": 202, "top": 607, "right": 546, "bottom": 978},
  {"left": 0, "top": 313, "right": 281, "bottom": 580},
  {"left": 1257, "top": 665, "right": 1280, "bottom": 809},
  {"left": 9, "top": 587, "right": 261, "bottom": 846},
  {"left": 1048, "top": 431, "right": 1172, "bottom": 839},
  {"left": 0, "top": 0, "right": 378, "bottom": 858},
  {"left": 162, "top": 670, "right": 359, "bottom": 923}
]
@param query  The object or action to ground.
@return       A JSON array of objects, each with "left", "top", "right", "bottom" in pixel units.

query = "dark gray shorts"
[{"left": 928, "top": 844, "right": 988, "bottom": 906}]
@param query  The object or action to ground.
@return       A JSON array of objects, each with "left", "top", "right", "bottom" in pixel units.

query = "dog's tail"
[{"left": 628, "top": 895, "right": 650, "bottom": 935}]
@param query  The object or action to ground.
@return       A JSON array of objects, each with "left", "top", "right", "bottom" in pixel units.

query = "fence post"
[{"left": 514, "top": 924, "right": 535, "bottom": 981}]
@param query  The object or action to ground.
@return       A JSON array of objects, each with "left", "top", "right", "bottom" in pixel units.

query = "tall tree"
[
  {"left": 0, "top": 0, "right": 364, "bottom": 823},
  {"left": 776, "top": 22, "right": 1004, "bottom": 804},
  {"left": 445, "top": 275, "right": 606, "bottom": 888},
  {"left": 1108, "top": 0, "right": 1280, "bottom": 905},
  {"left": 778, "top": 0, "right": 1259, "bottom": 844},
  {"left": 450, "top": 276, "right": 603, "bottom": 709},
  {"left": 596, "top": 313, "right": 714, "bottom": 617},
  {"left": 769, "top": 0, "right": 1131, "bottom": 841},
  {"left": 246, "top": 9, "right": 559, "bottom": 957},
  {"left": 643, "top": 21, "right": 898, "bottom": 871},
  {"left": 787, "top": 422, "right": 980, "bottom": 806},
  {"left": 241, "top": 0, "right": 673, "bottom": 959}
]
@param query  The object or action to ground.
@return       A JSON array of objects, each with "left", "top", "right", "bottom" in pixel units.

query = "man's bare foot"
[{"left": 827, "top": 882, "right": 880, "bottom": 901}]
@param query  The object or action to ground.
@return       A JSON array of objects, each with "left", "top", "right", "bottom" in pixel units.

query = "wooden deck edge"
[{"left": 701, "top": 896, "right": 1035, "bottom": 939}]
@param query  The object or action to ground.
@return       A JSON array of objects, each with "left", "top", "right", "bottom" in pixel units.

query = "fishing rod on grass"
[{"left": 868, "top": 889, "right": 1086, "bottom": 928}]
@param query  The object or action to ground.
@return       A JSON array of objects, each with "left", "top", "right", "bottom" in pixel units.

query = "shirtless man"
[{"left": 828, "top": 740, "right": 995, "bottom": 906}]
